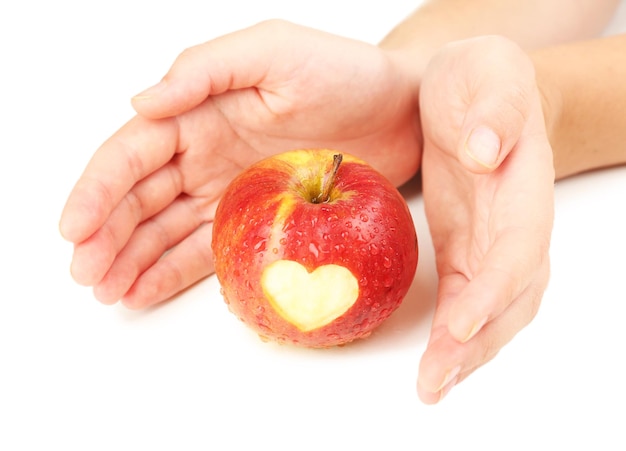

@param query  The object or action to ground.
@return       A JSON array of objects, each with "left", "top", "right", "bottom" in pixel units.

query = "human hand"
[
  {"left": 59, "top": 20, "right": 421, "bottom": 308},
  {"left": 417, "top": 36, "right": 555, "bottom": 403}
]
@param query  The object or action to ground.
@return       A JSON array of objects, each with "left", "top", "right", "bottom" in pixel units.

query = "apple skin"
[{"left": 211, "top": 149, "right": 418, "bottom": 348}]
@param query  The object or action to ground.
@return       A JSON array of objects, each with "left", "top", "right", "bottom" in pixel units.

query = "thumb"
[
  {"left": 130, "top": 20, "right": 291, "bottom": 119},
  {"left": 456, "top": 36, "right": 537, "bottom": 173}
]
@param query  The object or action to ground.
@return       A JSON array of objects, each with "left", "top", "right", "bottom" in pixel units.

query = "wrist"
[
  {"left": 378, "top": 45, "right": 430, "bottom": 91},
  {"left": 378, "top": 20, "right": 445, "bottom": 89}
]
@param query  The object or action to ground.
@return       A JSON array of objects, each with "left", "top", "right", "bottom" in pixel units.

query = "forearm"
[
  {"left": 379, "top": 0, "right": 620, "bottom": 81},
  {"left": 533, "top": 33, "right": 626, "bottom": 180}
]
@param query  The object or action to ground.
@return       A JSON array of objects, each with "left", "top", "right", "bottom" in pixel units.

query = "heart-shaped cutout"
[{"left": 261, "top": 260, "right": 359, "bottom": 332}]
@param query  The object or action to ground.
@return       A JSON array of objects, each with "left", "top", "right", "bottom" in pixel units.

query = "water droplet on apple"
[
  {"left": 383, "top": 256, "right": 392, "bottom": 268},
  {"left": 256, "top": 315, "right": 272, "bottom": 332},
  {"left": 360, "top": 213, "right": 369, "bottom": 223},
  {"left": 253, "top": 237, "right": 267, "bottom": 251},
  {"left": 370, "top": 244, "right": 380, "bottom": 255},
  {"left": 318, "top": 242, "right": 331, "bottom": 253},
  {"left": 279, "top": 237, "right": 287, "bottom": 245},
  {"left": 283, "top": 219, "right": 297, "bottom": 232},
  {"left": 383, "top": 276, "right": 394, "bottom": 287},
  {"left": 309, "top": 242, "right": 320, "bottom": 258},
  {"left": 272, "top": 247, "right": 279, "bottom": 254}
]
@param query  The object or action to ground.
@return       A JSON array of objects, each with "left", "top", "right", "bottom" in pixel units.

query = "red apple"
[{"left": 211, "top": 149, "right": 418, "bottom": 347}]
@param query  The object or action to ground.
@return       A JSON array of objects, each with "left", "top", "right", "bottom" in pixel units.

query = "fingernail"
[
  {"left": 436, "top": 365, "right": 461, "bottom": 392},
  {"left": 438, "top": 375, "right": 459, "bottom": 403},
  {"left": 132, "top": 80, "right": 167, "bottom": 100},
  {"left": 465, "top": 126, "right": 501, "bottom": 168},
  {"left": 463, "top": 316, "right": 489, "bottom": 343}
]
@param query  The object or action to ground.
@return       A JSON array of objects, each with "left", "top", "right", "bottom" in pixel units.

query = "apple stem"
[{"left": 314, "top": 154, "right": 342, "bottom": 204}]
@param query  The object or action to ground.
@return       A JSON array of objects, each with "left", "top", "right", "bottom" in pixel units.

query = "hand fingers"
[
  {"left": 417, "top": 261, "right": 549, "bottom": 404},
  {"left": 422, "top": 36, "right": 538, "bottom": 173},
  {"left": 445, "top": 126, "right": 554, "bottom": 342},
  {"left": 456, "top": 37, "right": 537, "bottom": 172},
  {"left": 70, "top": 163, "right": 183, "bottom": 286},
  {"left": 120, "top": 222, "right": 215, "bottom": 309},
  {"left": 131, "top": 19, "right": 298, "bottom": 119},
  {"left": 59, "top": 115, "right": 179, "bottom": 244},
  {"left": 446, "top": 223, "right": 551, "bottom": 343},
  {"left": 92, "top": 193, "right": 208, "bottom": 305}
]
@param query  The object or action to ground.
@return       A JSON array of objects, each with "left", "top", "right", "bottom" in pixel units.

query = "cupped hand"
[
  {"left": 59, "top": 20, "right": 422, "bottom": 308},
  {"left": 417, "top": 36, "right": 555, "bottom": 403}
]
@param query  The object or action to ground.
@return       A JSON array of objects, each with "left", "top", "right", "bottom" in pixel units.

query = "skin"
[
  {"left": 416, "top": 32, "right": 626, "bottom": 403},
  {"left": 417, "top": 36, "right": 555, "bottom": 403},
  {"left": 379, "top": 0, "right": 622, "bottom": 84},
  {"left": 59, "top": 21, "right": 422, "bottom": 307},
  {"left": 59, "top": 1, "right": 626, "bottom": 405},
  {"left": 533, "top": 33, "right": 626, "bottom": 179}
]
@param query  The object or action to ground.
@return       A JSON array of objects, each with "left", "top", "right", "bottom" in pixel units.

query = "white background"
[{"left": 1, "top": 1, "right": 625, "bottom": 450}]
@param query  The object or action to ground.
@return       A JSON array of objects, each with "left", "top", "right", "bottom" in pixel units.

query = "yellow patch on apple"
[{"left": 261, "top": 260, "right": 359, "bottom": 332}]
